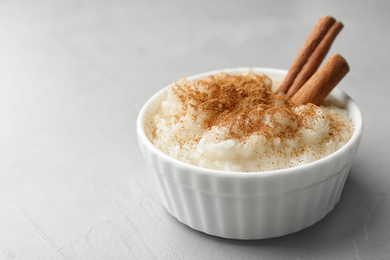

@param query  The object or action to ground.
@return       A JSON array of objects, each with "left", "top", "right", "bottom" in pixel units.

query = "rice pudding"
[{"left": 144, "top": 71, "right": 353, "bottom": 172}]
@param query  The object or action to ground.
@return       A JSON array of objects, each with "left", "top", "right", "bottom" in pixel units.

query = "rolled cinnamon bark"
[
  {"left": 277, "top": 15, "right": 336, "bottom": 94},
  {"left": 286, "top": 21, "right": 344, "bottom": 97},
  {"left": 291, "top": 54, "right": 349, "bottom": 106}
]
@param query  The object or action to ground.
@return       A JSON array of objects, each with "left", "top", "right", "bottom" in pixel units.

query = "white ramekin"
[{"left": 136, "top": 68, "right": 363, "bottom": 240}]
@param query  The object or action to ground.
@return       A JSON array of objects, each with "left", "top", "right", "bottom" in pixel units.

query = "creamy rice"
[{"left": 144, "top": 71, "right": 353, "bottom": 172}]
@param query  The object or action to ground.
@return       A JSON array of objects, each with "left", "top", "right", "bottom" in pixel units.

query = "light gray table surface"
[{"left": 1, "top": 0, "right": 389, "bottom": 259}]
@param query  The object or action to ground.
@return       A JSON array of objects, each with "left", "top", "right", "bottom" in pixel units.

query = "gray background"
[{"left": 0, "top": 0, "right": 389, "bottom": 259}]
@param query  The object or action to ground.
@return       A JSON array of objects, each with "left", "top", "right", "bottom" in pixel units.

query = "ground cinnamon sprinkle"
[
  {"left": 172, "top": 72, "right": 304, "bottom": 140},
  {"left": 147, "top": 71, "right": 353, "bottom": 172}
]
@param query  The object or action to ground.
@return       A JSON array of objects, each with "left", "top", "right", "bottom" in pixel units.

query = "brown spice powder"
[{"left": 172, "top": 72, "right": 309, "bottom": 140}]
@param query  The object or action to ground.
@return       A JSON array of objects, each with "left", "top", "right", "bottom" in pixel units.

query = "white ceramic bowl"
[{"left": 137, "top": 68, "right": 363, "bottom": 239}]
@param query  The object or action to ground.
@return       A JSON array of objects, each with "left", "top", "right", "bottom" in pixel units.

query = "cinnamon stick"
[
  {"left": 286, "top": 21, "right": 344, "bottom": 97},
  {"left": 291, "top": 54, "right": 349, "bottom": 106},
  {"left": 277, "top": 15, "right": 336, "bottom": 94}
]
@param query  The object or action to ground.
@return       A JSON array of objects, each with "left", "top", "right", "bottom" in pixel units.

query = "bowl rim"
[{"left": 137, "top": 67, "right": 363, "bottom": 178}]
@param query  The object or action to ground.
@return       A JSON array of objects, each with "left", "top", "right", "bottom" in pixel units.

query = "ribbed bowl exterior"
[{"left": 137, "top": 68, "right": 363, "bottom": 240}]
